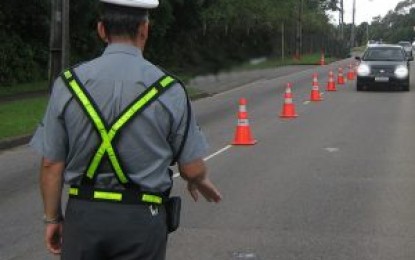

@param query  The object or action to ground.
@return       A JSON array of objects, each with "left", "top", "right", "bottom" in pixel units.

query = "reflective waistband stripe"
[
  {"left": 69, "top": 187, "right": 79, "bottom": 196},
  {"left": 69, "top": 187, "right": 163, "bottom": 205},
  {"left": 142, "top": 194, "right": 162, "bottom": 204},
  {"left": 62, "top": 69, "right": 176, "bottom": 186},
  {"left": 94, "top": 191, "right": 122, "bottom": 201}
]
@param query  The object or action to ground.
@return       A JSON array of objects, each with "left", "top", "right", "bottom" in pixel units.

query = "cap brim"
[{"left": 100, "top": 0, "right": 159, "bottom": 9}]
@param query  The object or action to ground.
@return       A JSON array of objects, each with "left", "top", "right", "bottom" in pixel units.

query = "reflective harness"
[{"left": 61, "top": 69, "right": 179, "bottom": 205}]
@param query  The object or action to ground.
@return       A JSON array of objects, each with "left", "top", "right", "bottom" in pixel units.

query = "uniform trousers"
[{"left": 61, "top": 198, "right": 168, "bottom": 260}]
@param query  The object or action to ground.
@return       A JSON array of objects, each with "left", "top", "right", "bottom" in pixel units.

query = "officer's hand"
[
  {"left": 187, "top": 178, "right": 222, "bottom": 203},
  {"left": 45, "top": 223, "right": 63, "bottom": 255}
]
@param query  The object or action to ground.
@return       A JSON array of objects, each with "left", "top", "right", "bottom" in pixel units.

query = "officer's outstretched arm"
[{"left": 179, "top": 158, "right": 222, "bottom": 203}]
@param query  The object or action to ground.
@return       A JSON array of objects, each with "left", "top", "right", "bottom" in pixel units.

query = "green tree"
[
  {"left": 0, "top": 0, "right": 49, "bottom": 85},
  {"left": 0, "top": 0, "right": 346, "bottom": 86}
]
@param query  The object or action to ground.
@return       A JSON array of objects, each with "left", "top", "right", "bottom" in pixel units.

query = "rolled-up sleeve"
[
  {"left": 29, "top": 79, "right": 68, "bottom": 162},
  {"left": 167, "top": 84, "right": 208, "bottom": 164}
]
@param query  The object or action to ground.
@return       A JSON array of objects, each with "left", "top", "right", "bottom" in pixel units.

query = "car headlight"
[
  {"left": 357, "top": 64, "right": 370, "bottom": 76},
  {"left": 394, "top": 65, "right": 409, "bottom": 79}
]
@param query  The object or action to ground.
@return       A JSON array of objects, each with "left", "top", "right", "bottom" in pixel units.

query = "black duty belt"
[{"left": 69, "top": 186, "right": 167, "bottom": 205}]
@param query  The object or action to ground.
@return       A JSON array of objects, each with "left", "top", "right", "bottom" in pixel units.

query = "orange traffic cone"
[
  {"left": 347, "top": 63, "right": 355, "bottom": 81},
  {"left": 319, "top": 52, "right": 325, "bottom": 66},
  {"left": 310, "top": 73, "right": 323, "bottom": 101},
  {"left": 326, "top": 70, "right": 337, "bottom": 91},
  {"left": 232, "top": 98, "right": 257, "bottom": 145},
  {"left": 337, "top": 67, "right": 345, "bottom": 85},
  {"left": 280, "top": 83, "right": 298, "bottom": 119}
]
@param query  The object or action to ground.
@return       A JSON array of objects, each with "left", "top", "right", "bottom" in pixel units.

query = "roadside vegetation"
[
  {"left": 0, "top": 97, "right": 48, "bottom": 140},
  {"left": 232, "top": 53, "right": 336, "bottom": 72},
  {"left": 0, "top": 52, "right": 334, "bottom": 141},
  {"left": 0, "top": 0, "right": 348, "bottom": 88},
  {"left": 0, "top": 81, "right": 48, "bottom": 97},
  {"left": 2, "top": 0, "right": 414, "bottom": 89},
  {"left": 1, "top": 0, "right": 414, "bottom": 142}
]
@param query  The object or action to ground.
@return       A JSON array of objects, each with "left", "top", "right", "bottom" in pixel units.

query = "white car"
[
  {"left": 367, "top": 40, "right": 378, "bottom": 47},
  {"left": 398, "top": 41, "right": 412, "bottom": 56},
  {"left": 355, "top": 44, "right": 412, "bottom": 91}
]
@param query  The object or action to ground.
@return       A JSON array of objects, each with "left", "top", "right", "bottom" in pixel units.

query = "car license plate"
[{"left": 375, "top": 77, "right": 389, "bottom": 82}]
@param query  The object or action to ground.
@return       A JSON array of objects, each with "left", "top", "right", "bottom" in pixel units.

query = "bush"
[{"left": 0, "top": 32, "right": 47, "bottom": 87}]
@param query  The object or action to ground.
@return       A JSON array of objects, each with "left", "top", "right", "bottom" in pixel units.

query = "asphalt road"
[{"left": 2, "top": 58, "right": 415, "bottom": 260}]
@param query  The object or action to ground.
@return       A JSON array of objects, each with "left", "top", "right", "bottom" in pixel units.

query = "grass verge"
[
  {"left": 0, "top": 97, "right": 48, "bottom": 140},
  {"left": 231, "top": 53, "right": 337, "bottom": 72},
  {"left": 0, "top": 81, "right": 48, "bottom": 97},
  {"left": 0, "top": 85, "right": 204, "bottom": 142},
  {"left": 0, "top": 54, "right": 338, "bottom": 142}
]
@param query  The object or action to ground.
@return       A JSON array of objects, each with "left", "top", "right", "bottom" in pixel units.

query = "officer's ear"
[
  {"left": 138, "top": 21, "right": 149, "bottom": 42},
  {"left": 97, "top": 21, "right": 108, "bottom": 43},
  {"left": 137, "top": 21, "right": 149, "bottom": 50}
]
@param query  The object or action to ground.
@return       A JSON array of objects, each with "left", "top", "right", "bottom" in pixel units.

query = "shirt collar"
[{"left": 103, "top": 43, "right": 143, "bottom": 58}]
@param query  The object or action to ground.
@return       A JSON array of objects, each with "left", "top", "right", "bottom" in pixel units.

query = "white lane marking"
[
  {"left": 324, "top": 147, "right": 339, "bottom": 152},
  {"left": 173, "top": 145, "right": 233, "bottom": 178},
  {"left": 204, "top": 145, "right": 232, "bottom": 161},
  {"left": 303, "top": 101, "right": 310, "bottom": 105}
]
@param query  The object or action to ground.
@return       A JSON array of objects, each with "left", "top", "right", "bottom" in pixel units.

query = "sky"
[{"left": 327, "top": 0, "right": 405, "bottom": 25}]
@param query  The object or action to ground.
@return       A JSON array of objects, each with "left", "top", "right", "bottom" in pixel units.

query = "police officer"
[{"left": 30, "top": 0, "right": 222, "bottom": 259}]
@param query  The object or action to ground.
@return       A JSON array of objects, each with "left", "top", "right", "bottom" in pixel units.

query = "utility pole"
[
  {"left": 281, "top": 23, "right": 285, "bottom": 61},
  {"left": 339, "top": 0, "right": 344, "bottom": 40},
  {"left": 62, "top": 0, "right": 70, "bottom": 69},
  {"left": 295, "top": 0, "right": 303, "bottom": 60},
  {"left": 49, "top": 0, "right": 70, "bottom": 91},
  {"left": 350, "top": 0, "right": 356, "bottom": 50}
]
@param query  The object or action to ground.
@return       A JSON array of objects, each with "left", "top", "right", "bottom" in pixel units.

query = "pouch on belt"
[{"left": 166, "top": 196, "right": 181, "bottom": 233}]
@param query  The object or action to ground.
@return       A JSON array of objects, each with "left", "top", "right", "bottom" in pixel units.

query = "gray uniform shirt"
[{"left": 30, "top": 44, "right": 208, "bottom": 193}]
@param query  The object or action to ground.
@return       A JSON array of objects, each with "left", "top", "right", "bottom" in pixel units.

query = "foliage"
[
  {"left": 69, "top": 1, "right": 103, "bottom": 64},
  {"left": 353, "top": 0, "right": 415, "bottom": 46},
  {"left": 1, "top": 0, "right": 345, "bottom": 88},
  {"left": 0, "top": 0, "right": 49, "bottom": 86}
]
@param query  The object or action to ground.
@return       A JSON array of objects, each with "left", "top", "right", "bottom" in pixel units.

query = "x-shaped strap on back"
[{"left": 62, "top": 69, "right": 177, "bottom": 188}]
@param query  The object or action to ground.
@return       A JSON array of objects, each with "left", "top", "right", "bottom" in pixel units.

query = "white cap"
[{"left": 100, "top": 0, "right": 159, "bottom": 9}]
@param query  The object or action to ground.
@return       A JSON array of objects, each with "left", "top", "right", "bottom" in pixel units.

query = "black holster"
[{"left": 166, "top": 196, "right": 181, "bottom": 233}]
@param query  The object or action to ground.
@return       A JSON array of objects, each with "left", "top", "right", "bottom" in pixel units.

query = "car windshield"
[
  {"left": 398, "top": 42, "right": 411, "bottom": 47},
  {"left": 363, "top": 47, "right": 405, "bottom": 61}
]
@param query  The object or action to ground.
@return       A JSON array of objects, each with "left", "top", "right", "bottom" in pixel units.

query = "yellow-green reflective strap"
[
  {"left": 63, "top": 70, "right": 175, "bottom": 185},
  {"left": 64, "top": 70, "right": 72, "bottom": 79},
  {"left": 110, "top": 76, "right": 175, "bottom": 134},
  {"left": 110, "top": 88, "right": 158, "bottom": 134},
  {"left": 142, "top": 194, "right": 163, "bottom": 204},
  {"left": 93, "top": 191, "right": 123, "bottom": 201},
  {"left": 87, "top": 75, "right": 175, "bottom": 180},
  {"left": 160, "top": 76, "right": 175, "bottom": 88},
  {"left": 63, "top": 71, "right": 128, "bottom": 184}
]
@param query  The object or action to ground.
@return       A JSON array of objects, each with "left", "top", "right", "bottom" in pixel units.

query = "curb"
[{"left": 0, "top": 135, "right": 32, "bottom": 151}]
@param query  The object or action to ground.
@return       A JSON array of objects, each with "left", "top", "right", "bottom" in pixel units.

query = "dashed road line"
[{"left": 173, "top": 145, "right": 233, "bottom": 178}]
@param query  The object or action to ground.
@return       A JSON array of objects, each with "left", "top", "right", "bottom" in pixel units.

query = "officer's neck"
[{"left": 108, "top": 36, "right": 145, "bottom": 51}]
